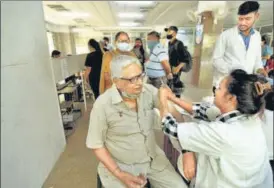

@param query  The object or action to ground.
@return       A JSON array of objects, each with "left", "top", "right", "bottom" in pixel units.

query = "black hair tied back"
[{"left": 227, "top": 69, "right": 271, "bottom": 115}]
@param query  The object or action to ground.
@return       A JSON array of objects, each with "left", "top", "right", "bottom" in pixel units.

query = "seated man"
[{"left": 86, "top": 55, "right": 187, "bottom": 188}]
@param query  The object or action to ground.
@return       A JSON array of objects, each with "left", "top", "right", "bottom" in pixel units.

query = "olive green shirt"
[{"left": 86, "top": 84, "right": 169, "bottom": 170}]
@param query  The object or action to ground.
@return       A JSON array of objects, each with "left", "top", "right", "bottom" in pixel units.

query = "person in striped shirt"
[{"left": 145, "top": 31, "right": 173, "bottom": 89}]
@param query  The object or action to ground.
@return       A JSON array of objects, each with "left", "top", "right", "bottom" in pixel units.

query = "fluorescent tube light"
[
  {"left": 118, "top": 12, "right": 144, "bottom": 19},
  {"left": 115, "top": 1, "right": 155, "bottom": 6},
  {"left": 119, "top": 22, "right": 140, "bottom": 27},
  {"left": 59, "top": 12, "right": 90, "bottom": 18}
]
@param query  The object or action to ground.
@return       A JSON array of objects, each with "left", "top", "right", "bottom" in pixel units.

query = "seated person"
[
  {"left": 159, "top": 69, "right": 273, "bottom": 188},
  {"left": 86, "top": 55, "right": 187, "bottom": 188},
  {"left": 51, "top": 50, "right": 61, "bottom": 58}
]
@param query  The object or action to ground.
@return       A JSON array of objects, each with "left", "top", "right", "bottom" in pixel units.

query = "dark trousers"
[{"left": 89, "top": 82, "right": 100, "bottom": 99}]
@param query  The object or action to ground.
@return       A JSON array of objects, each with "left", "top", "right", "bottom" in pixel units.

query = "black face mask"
[{"left": 166, "top": 34, "right": 173, "bottom": 39}]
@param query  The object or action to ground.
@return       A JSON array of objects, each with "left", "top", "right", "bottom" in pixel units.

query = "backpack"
[{"left": 174, "top": 41, "right": 192, "bottom": 72}]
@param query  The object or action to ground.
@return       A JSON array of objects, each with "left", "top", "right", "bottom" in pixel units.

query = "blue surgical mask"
[
  {"left": 116, "top": 42, "right": 131, "bottom": 52},
  {"left": 147, "top": 41, "right": 159, "bottom": 52}
]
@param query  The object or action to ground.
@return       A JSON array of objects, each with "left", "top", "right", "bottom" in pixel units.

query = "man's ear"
[
  {"left": 113, "top": 78, "right": 122, "bottom": 89},
  {"left": 255, "top": 12, "right": 260, "bottom": 20},
  {"left": 229, "top": 94, "right": 238, "bottom": 107}
]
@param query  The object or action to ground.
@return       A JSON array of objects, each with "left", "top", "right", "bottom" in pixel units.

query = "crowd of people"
[{"left": 51, "top": 1, "right": 273, "bottom": 187}]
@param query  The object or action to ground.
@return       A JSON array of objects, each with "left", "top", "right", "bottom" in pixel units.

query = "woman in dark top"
[{"left": 84, "top": 39, "right": 103, "bottom": 99}]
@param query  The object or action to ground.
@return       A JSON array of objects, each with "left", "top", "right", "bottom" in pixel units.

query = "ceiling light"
[
  {"left": 118, "top": 12, "right": 144, "bottom": 19},
  {"left": 59, "top": 12, "right": 90, "bottom": 18},
  {"left": 115, "top": 1, "right": 155, "bottom": 6},
  {"left": 94, "top": 26, "right": 153, "bottom": 31},
  {"left": 119, "top": 22, "right": 140, "bottom": 27}
]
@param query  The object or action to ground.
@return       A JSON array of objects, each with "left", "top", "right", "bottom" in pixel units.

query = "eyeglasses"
[
  {"left": 117, "top": 40, "right": 129, "bottom": 43},
  {"left": 120, "top": 73, "right": 146, "bottom": 84}
]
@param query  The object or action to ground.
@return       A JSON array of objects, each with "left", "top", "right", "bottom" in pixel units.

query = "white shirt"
[
  {"left": 178, "top": 114, "right": 272, "bottom": 188},
  {"left": 262, "top": 110, "right": 274, "bottom": 160},
  {"left": 212, "top": 26, "right": 263, "bottom": 86}
]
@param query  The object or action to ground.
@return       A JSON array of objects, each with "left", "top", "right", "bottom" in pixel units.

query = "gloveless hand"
[
  {"left": 173, "top": 63, "right": 185, "bottom": 74},
  {"left": 183, "top": 152, "right": 196, "bottom": 180},
  {"left": 257, "top": 68, "right": 268, "bottom": 77},
  {"left": 117, "top": 171, "right": 145, "bottom": 188}
]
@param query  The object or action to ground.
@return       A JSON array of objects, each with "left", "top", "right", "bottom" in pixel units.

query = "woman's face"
[
  {"left": 214, "top": 77, "right": 236, "bottom": 112},
  {"left": 117, "top": 33, "right": 130, "bottom": 44}
]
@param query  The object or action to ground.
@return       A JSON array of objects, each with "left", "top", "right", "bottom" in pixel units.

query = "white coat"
[
  {"left": 177, "top": 114, "right": 273, "bottom": 188},
  {"left": 262, "top": 109, "right": 273, "bottom": 160},
  {"left": 212, "top": 26, "right": 263, "bottom": 86}
]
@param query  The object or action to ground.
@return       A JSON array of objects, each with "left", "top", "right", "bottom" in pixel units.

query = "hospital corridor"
[{"left": 1, "top": 1, "right": 274, "bottom": 188}]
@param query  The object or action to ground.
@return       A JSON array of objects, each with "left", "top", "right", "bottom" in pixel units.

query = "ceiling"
[{"left": 42, "top": 1, "right": 273, "bottom": 32}]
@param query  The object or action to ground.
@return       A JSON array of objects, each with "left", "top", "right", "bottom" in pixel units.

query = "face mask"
[
  {"left": 147, "top": 41, "right": 159, "bottom": 51},
  {"left": 117, "top": 42, "right": 131, "bottom": 52},
  {"left": 166, "top": 34, "right": 173, "bottom": 40},
  {"left": 121, "top": 91, "right": 140, "bottom": 99}
]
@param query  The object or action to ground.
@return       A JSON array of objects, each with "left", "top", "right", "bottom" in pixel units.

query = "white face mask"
[{"left": 116, "top": 42, "right": 131, "bottom": 52}]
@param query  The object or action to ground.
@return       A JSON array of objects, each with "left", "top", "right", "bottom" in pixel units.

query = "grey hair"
[{"left": 111, "top": 55, "right": 141, "bottom": 79}]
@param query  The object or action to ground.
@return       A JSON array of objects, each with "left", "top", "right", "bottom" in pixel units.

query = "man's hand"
[
  {"left": 116, "top": 171, "right": 145, "bottom": 188},
  {"left": 172, "top": 63, "right": 185, "bottom": 74},
  {"left": 257, "top": 68, "right": 268, "bottom": 77},
  {"left": 167, "top": 73, "right": 173, "bottom": 80},
  {"left": 183, "top": 152, "right": 196, "bottom": 180}
]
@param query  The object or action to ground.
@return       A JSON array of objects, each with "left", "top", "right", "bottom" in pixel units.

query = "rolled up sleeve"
[
  {"left": 86, "top": 99, "right": 108, "bottom": 149},
  {"left": 177, "top": 121, "right": 225, "bottom": 158},
  {"left": 158, "top": 50, "right": 169, "bottom": 62}
]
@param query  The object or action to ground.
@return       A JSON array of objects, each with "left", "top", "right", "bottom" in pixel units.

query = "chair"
[{"left": 97, "top": 173, "right": 151, "bottom": 188}]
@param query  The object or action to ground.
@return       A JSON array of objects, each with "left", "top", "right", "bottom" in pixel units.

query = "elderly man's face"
[{"left": 116, "top": 63, "right": 144, "bottom": 95}]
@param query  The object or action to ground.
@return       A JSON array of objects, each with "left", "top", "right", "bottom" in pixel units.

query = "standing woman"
[
  {"left": 159, "top": 69, "right": 273, "bottom": 187},
  {"left": 84, "top": 39, "right": 103, "bottom": 99},
  {"left": 133, "top": 38, "right": 148, "bottom": 70},
  {"left": 99, "top": 31, "right": 136, "bottom": 94}
]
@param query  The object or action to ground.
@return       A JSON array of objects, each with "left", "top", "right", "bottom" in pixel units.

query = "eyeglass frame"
[{"left": 120, "top": 72, "right": 146, "bottom": 84}]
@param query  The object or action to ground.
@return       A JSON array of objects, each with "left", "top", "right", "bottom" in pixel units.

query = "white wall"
[{"left": 1, "top": 2, "right": 66, "bottom": 188}]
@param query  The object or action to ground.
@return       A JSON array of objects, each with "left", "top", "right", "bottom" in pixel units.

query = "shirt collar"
[
  {"left": 216, "top": 110, "right": 243, "bottom": 123},
  {"left": 110, "top": 84, "right": 145, "bottom": 105},
  {"left": 239, "top": 27, "right": 255, "bottom": 36}
]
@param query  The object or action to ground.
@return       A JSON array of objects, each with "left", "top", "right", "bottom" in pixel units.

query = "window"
[{"left": 47, "top": 32, "right": 55, "bottom": 56}]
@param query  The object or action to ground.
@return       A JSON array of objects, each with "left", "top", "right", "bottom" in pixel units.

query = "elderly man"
[{"left": 86, "top": 55, "right": 187, "bottom": 188}]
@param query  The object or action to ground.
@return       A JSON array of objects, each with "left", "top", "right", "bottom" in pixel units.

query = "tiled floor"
[{"left": 43, "top": 84, "right": 212, "bottom": 188}]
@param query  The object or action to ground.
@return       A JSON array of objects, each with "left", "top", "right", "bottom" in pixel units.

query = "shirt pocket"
[{"left": 107, "top": 109, "right": 140, "bottom": 136}]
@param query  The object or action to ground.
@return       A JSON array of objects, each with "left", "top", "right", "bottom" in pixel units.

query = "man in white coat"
[{"left": 212, "top": 1, "right": 267, "bottom": 92}]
